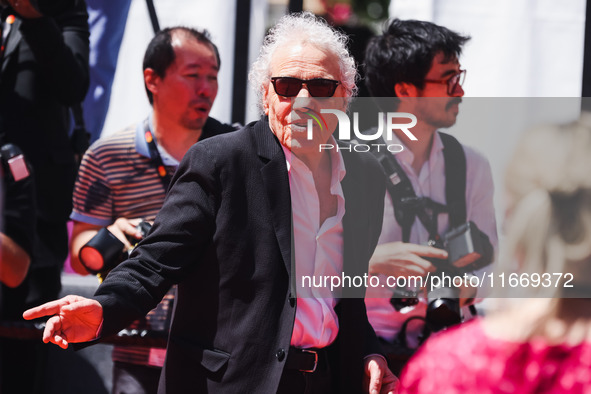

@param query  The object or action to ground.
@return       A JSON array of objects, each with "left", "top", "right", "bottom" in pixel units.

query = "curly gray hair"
[{"left": 249, "top": 12, "right": 357, "bottom": 112}]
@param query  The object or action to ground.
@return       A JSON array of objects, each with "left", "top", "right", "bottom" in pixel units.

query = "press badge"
[{"left": 8, "top": 154, "right": 30, "bottom": 181}]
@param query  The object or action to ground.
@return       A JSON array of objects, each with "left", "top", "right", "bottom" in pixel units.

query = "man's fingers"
[
  {"left": 23, "top": 295, "right": 84, "bottom": 320},
  {"left": 370, "top": 242, "right": 446, "bottom": 277},
  {"left": 43, "top": 316, "right": 62, "bottom": 343},
  {"left": 365, "top": 356, "right": 397, "bottom": 394},
  {"left": 52, "top": 334, "right": 69, "bottom": 349},
  {"left": 44, "top": 316, "right": 70, "bottom": 349},
  {"left": 62, "top": 298, "right": 95, "bottom": 313},
  {"left": 123, "top": 221, "right": 142, "bottom": 240},
  {"left": 126, "top": 218, "right": 143, "bottom": 226},
  {"left": 404, "top": 253, "right": 437, "bottom": 272},
  {"left": 23, "top": 300, "right": 67, "bottom": 320},
  {"left": 405, "top": 243, "right": 448, "bottom": 259},
  {"left": 107, "top": 225, "right": 134, "bottom": 249},
  {"left": 368, "top": 360, "right": 383, "bottom": 394},
  {"left": 23, "top": 296, "right": 100, "bottom": 349},
  {"left": 380, "top": 370, "right": 399, "bottom": 394},
  {"left": 113, "top": 217, "right": 143, "bottom": 239},
  {"left": 43, "top": 316, "right": 69, "bottom": 348},
  {"left": 370, "top": 261, "right": 423, "bottom": 277},
  {"left": 380, "top": 252, "right": 436, "bottom": 276}
]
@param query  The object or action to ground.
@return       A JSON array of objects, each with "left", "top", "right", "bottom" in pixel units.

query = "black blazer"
[{"left": 95, "top": 119, "right": 387, "bottom": 393}]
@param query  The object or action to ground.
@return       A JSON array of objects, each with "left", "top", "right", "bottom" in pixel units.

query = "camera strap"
[
  {"left": 365, "top": 131, "right": 467, "bottom": 242},
  {"left": 440, "top": 133, "right": 467, "bottom": 227},
  {"left": 143, "top": 119, "right": 172, "bottom": 190}
]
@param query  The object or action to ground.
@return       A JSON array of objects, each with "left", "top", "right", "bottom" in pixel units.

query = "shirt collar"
[
  {"left": 282, "top": 136, "right": 347, "bottom": 184},
  {"left": 135, "top": 112, "right": 179, "bottom": 167},
  {"left": 431, "top": 131, "right": 445, "bottom": 156},
  {"left": 135, "top": 112, "right": 154, "bottom": 159},
  {"left": 389, "top": 130, "right": 444, "bottom": 166}
]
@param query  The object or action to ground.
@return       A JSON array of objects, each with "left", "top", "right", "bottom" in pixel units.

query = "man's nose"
[
  {"left": 293, "top": 84, "right": 315, "bottom": 109},
  {"left": 297, "top": 84, "right": 312, "bottom": 98},
  {"left": 451, "top": 82, "right": 464, "bottom": 97},
  {"left": 196, "top": 79, "right": 216, "bottom": 97}
]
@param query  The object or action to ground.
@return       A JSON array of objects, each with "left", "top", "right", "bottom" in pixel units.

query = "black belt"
[{"left": 286, "top": 347, "right": 328, "bottom": 373}]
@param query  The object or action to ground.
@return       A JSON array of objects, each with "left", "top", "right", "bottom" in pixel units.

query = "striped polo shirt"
[
  {"left": 72, "top": 118, "right": 176, "bottom": 226},
  {"left": 72, "top": 116, "right": 176, "bottom": 367}
]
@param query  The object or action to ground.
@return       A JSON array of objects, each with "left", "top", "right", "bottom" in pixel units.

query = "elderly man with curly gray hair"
[{"left": 24, "top": 12, "right": 398, "bottom": 394}]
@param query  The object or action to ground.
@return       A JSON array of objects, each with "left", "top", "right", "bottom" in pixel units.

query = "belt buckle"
[{"left": 301, "top": 349, "right": 318, "bottom": 373}]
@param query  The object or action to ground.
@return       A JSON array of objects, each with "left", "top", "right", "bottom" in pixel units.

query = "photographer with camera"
[
  {"left": 0, "top": 0, "right": 88, "bottom": 391},
  {"left": 69, "top": 27, "right": 235, "bottom": 394},
  {"left": 363, "top": 19, "right": 498, "bottom": 374}
]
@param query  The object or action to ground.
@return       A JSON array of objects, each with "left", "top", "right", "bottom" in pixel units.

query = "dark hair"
[
  {"left": 143, "top": 26, "right": 220, "bottom": 104},
  {"left": 364, "top": 19, "right": 470, "bottom": 98}
]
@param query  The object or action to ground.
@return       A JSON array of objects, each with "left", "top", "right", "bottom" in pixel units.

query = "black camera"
[
  {"left": 79, "top": 220, "right": 152, "bottom": 276},
  {"left": 444, "top": 221, "right": 494, "bottom": 271},
  {"left": 425, "top": 221, "right": 494, "bottom": 333}
]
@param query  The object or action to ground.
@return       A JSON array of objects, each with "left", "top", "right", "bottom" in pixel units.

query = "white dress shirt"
[{"left": 282, "top": 140, "right": 347, "bottom": 348}]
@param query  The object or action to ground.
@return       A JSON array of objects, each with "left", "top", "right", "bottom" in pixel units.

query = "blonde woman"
[{"left": 399, "top": 115, "right": 591, "bottom": 393}]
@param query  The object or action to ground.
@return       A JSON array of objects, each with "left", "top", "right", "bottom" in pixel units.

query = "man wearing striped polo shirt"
[{"left": 68, "top": 26, "right": 235, "bottom": 394}]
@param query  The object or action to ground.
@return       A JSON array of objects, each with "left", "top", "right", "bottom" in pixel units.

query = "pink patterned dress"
[{"left": 399, "top": 318, "right": 591, "bottom": 393}]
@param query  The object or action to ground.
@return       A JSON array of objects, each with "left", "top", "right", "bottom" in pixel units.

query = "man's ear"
[
  {"left": 144, "top": 68, "right": 160, "bottom": 98},
  {"left": 394, "top": 82, "right": 418, "bottom": 98},
  {"left": 262, "top": 84, "right": 270, "bottom": 115}
]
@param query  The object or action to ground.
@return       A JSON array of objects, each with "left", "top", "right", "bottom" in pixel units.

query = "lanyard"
[
  {"left": 0, "top": 14, "right": 14, "bottom": 60},
  {"left": 143, "top": 119, "right": 172, "bottom": 190}
]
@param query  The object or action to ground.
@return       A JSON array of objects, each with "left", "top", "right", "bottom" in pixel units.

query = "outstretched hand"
[
  {"left": 23, "top": 295, "right": 103, "bottom": 349},
  {"left": 364, "top": 356, "right": 399, "bottom": 394}
]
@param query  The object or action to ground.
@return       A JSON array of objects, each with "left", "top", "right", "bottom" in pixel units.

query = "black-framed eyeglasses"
[
  {"left": 423, "top": 69, "right": 466, "bottom": 95},
  {"left": 270, "top": 77, "right": 340, "bottom": 98}
]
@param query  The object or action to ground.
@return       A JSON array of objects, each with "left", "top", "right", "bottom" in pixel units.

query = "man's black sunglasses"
[{"left": 271, "top": 77, "right": 340, "bottom": 98}]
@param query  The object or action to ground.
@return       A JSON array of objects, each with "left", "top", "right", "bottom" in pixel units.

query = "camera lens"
[{"left": 79, "top": 227, "right": 126, "bottom": 274}]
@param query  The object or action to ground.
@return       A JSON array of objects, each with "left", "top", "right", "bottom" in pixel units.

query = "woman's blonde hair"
[{"left": 503, "top": 114, "right": 591, "bottom": 296}]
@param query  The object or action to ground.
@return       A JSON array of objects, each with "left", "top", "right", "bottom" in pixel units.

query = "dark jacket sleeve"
[
  {"left": 94, "top": 142, "right": 220, "bottom": 338},
  {"left": 18, "top": 0, "right": 89, "bottom": 104}
]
